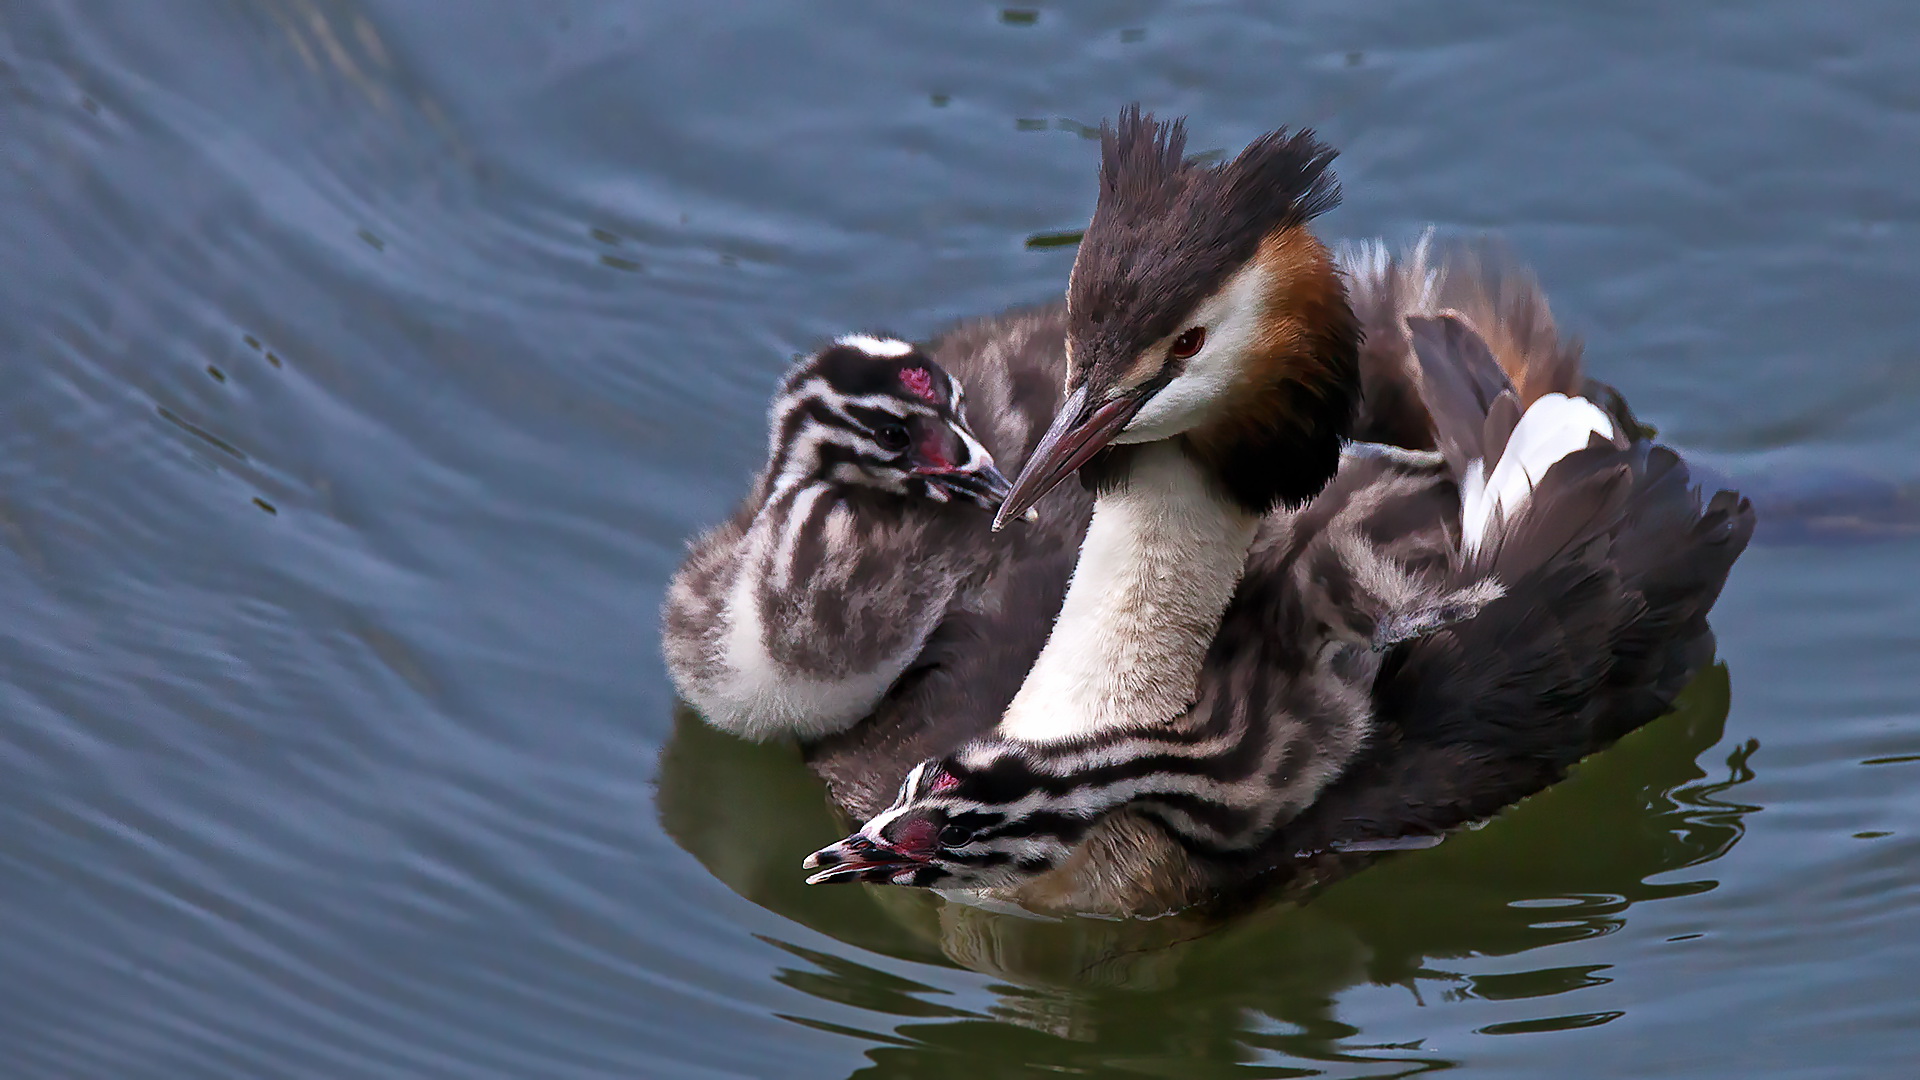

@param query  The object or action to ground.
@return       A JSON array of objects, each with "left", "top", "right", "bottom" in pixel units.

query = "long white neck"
[{"left": 998, "top": 442, "right": 1258, "bottom": 744}]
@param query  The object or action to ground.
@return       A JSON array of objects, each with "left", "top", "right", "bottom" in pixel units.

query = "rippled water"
[{"left": 4, "top": 3, "right": 1918, "bottom": 1077}]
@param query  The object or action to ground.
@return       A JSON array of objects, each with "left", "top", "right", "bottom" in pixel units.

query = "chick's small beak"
[
  {"left": 992, "top": 384, "right": 1146, "bottom": 531},
  {"left": 916, "top": 421, "right": 1030, "bottom": 517},
  {"left": 919, "top": 455, "right": 1012, "bottom": 509},
  {"left": 802, "top": 832, "right": 926, "bottom": 885},
  {"left": 972, "top": 459, "right": 1014, "bottom": 503}
]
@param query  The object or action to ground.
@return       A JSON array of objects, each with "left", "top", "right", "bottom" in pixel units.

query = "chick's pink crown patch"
[{"left": 899, "top": 366, "right": 938, "bottom": 403}]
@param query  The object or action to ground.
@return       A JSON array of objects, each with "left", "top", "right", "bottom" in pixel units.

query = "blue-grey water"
[{"left": 4, "top": 3, "right": 1918, "bottom": 1077}]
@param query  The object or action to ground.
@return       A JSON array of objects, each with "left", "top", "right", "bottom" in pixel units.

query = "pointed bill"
[{"left": 992, "top": 386, "right": 1148, "bottom": 530}]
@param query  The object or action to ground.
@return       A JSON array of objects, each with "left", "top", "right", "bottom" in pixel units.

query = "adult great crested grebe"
[{"left": 797, "top": 108, "right": 1754, "bottom": 914}]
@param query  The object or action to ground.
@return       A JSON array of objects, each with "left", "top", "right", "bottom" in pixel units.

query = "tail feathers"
[
  {"left": 1379, "top": 546, "right": 1633, "bottom": 765},
  {"left": 1469, "top": 427, "right": 1753, "bottom": 600},
  {"left": 1340, "top": 237, "right": 1442, "bottom": 448},
  {"left": 1614, "top": 473, "right": 1754, "bottom": 601},
  {"left": 1606, "top": 484, "right": 1755, "bottom": 654},
  {"left": 1473, "top": 447, "right": 1633, "bottom": 579},
  {"left": 1428, "top": 241, "right": 1587, "bottom": 407},
  {"left": 1346, "top": 234, "right": 1755, "bottom": 772},
  {"left": 1405, "top": 314, "right": 1754, "bottom": 749},
  {"left": 1384, "top": 485, "right": 1742, "bottom": 772},
  {"left": 1342, "top": 234, "right": 1588, "bottom": 411},
  {"left": 1462, "top": 398, "right": 1623, "bottom": 563},
  {"left": 1405, "top": 313, "right": 1514, "bottom": 480},
  {"left": 1406, "top": 312, "right": 1622, "bottom": 562},
  {"left": 1591, "top": 485, "right": 1755, "bottom": 741},
  {"left": 1462, "top": 446, "right": 1755, "bottom": 748}
]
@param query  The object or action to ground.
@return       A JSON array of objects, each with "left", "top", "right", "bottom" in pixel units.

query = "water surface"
[{"left": 3, "top": 2, "right": 1918, "bottom": 1077}]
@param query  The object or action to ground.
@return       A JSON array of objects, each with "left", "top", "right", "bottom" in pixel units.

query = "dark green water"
[{"left": 4, "top": 3, "right": 1917, "bottom": 1077}]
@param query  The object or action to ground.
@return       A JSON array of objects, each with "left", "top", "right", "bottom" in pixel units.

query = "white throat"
[{"left": 997, "top": 442, "right": 1258, "bottom": 744}]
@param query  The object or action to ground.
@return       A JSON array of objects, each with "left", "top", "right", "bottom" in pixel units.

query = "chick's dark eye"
[
  {"left": 938, "top": 825, "right": 972, "bottom": 848},
  {"left": 1169, "top": 327, "right": 1206, "bottom": 360},
  {"left": 874, "top": 423, "right": 910, "bottom": 451}
]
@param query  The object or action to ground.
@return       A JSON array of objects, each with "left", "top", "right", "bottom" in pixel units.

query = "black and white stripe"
[
  {"left": 758, "top": 338, "right": 992, "bottom": 506},
  {"left": 802, "top": 235, "right": 1752, "bottom": 909},
  {"left": 662, "top": 335, "right": 1021, "bottom": 742},
  {"left": 804, "top": 446, "right": 1487, "bottom": 889}
]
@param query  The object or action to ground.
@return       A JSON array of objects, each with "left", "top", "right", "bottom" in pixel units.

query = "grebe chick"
[{"left": 664, "top": 336, "right": 1018, "bottom": 741}]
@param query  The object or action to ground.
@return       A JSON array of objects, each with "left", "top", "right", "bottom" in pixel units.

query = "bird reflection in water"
[{"left": 655, "top": 663, "right": 1759, "bottom": 1075}]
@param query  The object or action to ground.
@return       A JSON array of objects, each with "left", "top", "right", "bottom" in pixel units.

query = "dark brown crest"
[{"left": 1067, "top": 105, "right": 1344, "bottom": 380}]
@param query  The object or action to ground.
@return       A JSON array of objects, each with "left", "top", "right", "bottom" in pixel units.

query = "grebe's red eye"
[{"left": 1169, "top": 327, "right": 1206, "bottom": 360}]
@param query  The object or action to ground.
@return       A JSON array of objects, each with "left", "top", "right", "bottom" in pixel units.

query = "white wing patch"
[{"left": 1460, "top": 393, "right": 1615, "bottom": 557}]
